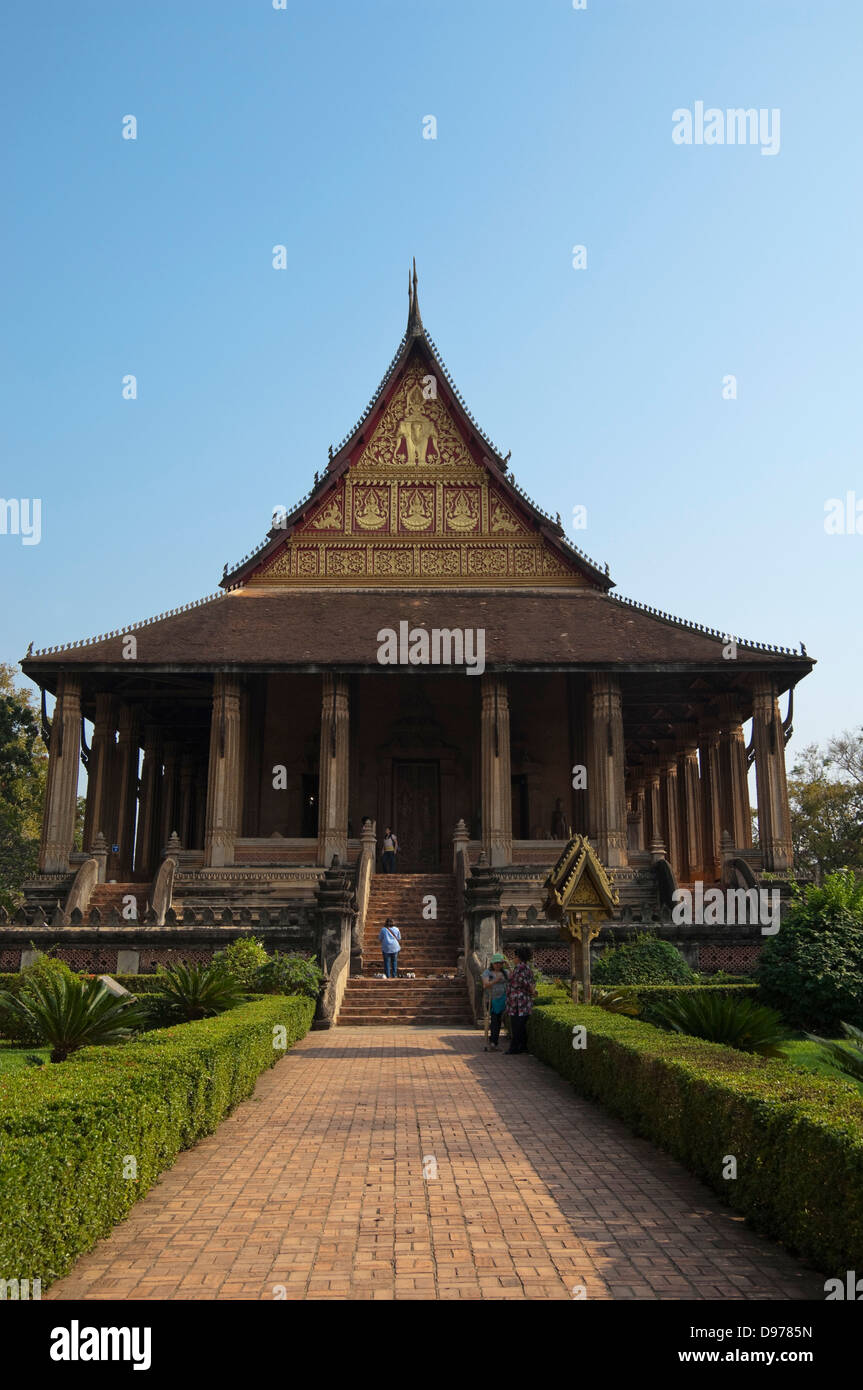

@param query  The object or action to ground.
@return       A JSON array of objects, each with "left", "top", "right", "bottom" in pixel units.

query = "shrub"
[
  {"left": 757, "top": 870, "right": 863, "bottom": 1030},
  {"left": 146, "top": 962, "right": 246, "bottom": 1023},
  {"left": 255, "top": 951, "right": 323, "bottom": 999},
  {"left": 211, "top": 937, "right": 271, "bottom": 989},
  {"left": 0, "top": 994, "right": 314, "bottom": 1287},
  {"left": 593, "top": 932, "right": 695, "bottom": 986},
  {"left": 0, "top": 974, "right": 148, "bottom": 1062},
  {"left": 527, "top": 999, "right": 863, "bottom": 1273},
  {"left": 589, "top": 987, "right": 641, "bottom": 1016},
  {"left": 649, "top": 991, "right": 788, "bottom": 1057},
  {"left": 0, "top": 956, "right": 78, "bottom": 1043}
]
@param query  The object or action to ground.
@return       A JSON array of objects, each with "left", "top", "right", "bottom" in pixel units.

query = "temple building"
[{"left": 8, "top": 272, "right": 813, "bottom": 1021}]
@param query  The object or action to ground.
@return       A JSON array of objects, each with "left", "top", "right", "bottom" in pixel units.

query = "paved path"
[{"left": 48, "top": 1028, "right": 822, "bottom": 1301}]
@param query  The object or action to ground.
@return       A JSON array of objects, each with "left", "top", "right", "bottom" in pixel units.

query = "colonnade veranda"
[{"left": 38, "top": 671, "right": 794, "bottom": 884}]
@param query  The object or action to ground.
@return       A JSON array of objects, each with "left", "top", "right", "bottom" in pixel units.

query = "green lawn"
[
  {"left": 781, "top": 1036, "right": 863, "bottom": 1090},
  {"left": 0, "top": 1045, "right": 51, "bottom": 1073}
]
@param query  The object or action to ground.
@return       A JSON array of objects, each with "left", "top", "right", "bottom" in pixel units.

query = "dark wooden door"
[{"left": 392, "top": 760, "right": 440, "bottom": 870}]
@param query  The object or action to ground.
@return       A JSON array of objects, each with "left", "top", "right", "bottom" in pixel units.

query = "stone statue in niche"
[{"left": 551, "top": 797, "right": 568, "bottom": 840}]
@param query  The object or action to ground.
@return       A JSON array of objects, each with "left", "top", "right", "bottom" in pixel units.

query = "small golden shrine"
[{"left": 543, "top": 835, "right": 619, "bottom": 1002}]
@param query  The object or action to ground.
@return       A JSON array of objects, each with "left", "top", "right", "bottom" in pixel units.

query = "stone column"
[
  {"left": 659, "top": 753, "right": 681, "bottom": 877},
  {"left": 717, "top": 695, "right": 752, "bottom": 848},
  {"left": 677, "top": 726, "right": 703, "bottom": 882},
  {"left": 317, "top": 673, "right": 349, "bottom": 868},
  {"left": 178, "top": 752, "right": 196, "bottom": 848},
  {"left": 204, "top": 674, "right": 244, "bottom": 868},
  {"left": 480, "top": 674, "right": 512, "bottom": 867},
  {"left": 751, "top": 679, "right": 794, "bottom": 872},
  {"left": 82, "top": 693, "right": 117, "bottom": 853},
  {"left": 643, "top": 760, "right": 663, "bottom": 854},
  {"left": 134, "top": 725, "right": 162, "bottom": 879},
  {"left": 627, "top": 775, "right": 646, "bottom": 853},
  {"left": 158, "top": 741, "right": 180, "bottom": 854},
  {"left": 38, "top": 673, "right": 82, "bottom": 873},
  {"left": 193, "top": 757, "right": 208, "bottom": 850},
  {"left": 113, "top": 704, "right": 139, "bottom": 878},
  {"left": 698, "top": 721, "right": 722, "bottom": 883},
  {"left": 589, "top": 674, "right": 628, "bottom": 867}
]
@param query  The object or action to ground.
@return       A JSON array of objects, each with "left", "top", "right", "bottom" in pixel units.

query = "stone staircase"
[
  {"left": 88, "top": 883, "right": 141, "bottom": 919},
  {"left": 339, "top": 873, "right": 473, "bottom": 1026}
]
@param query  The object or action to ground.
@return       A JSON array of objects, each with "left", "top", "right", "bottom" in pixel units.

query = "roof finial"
[{"left": 407, "top": 258, "right": 423, "bottom": 335}]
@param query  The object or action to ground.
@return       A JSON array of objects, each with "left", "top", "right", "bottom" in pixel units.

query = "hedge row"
[
  {"left": 535, "top": 982, "right": 759, "bottom": 1025},
  {"left": 527, "top": 998, "right": 863, "bottom": 1274},
  {"left": 0, "top": 994, "right": 314, "bottom": 1286}
]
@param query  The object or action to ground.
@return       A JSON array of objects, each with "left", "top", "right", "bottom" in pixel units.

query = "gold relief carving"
[
  {"left": 444, "top": 487, "right": 480, "bottom": 533},
  {"left": 295, "top": 548, "right": 319, "bottom": 576},
  {"left": 352, "top": 485, "right": 390, "bottom": 531},
  {"left": 309, "top": 494, "right": 343, "bottom": 530},
  {"left": 326, "top": 548, "right": 367, "bottom": 577},
  {"left": 466, "top": 546, "right": 507, "bottom": 575},
  {"left": 395, "top": 380, "right": 439, "bottom": 465},
  {"left": 265, "top": 550, "right": 293, "bottom": 578},
  {"left": 541, "top": 550, "right": 570, "bottom": 576},
  {"left": 490, "top": 495, "right": 524, "bottom": 534},
  {"left": 399, "top": 485, "right": 434, "bottom": 532},
  {"left": 420, "top": 546, "right": 461, "bottom": 576},
  {"left": 512, "top": 547, "right": 538, "bottom": 575},
  {"left": 374, "top": 547, "right": 414, "bottom": 576},
  {"left": 357, "top": 367, "right": 477, "bottom": 473}
]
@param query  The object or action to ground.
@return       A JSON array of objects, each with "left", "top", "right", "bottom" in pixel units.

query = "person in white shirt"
[{"left": 381, "top": 827, "right": 399, "bottom": 874}]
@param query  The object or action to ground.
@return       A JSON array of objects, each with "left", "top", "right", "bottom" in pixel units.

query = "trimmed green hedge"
[
  {"left": 534, "top": 982, "right": 759, "bottom": 1025},
  {"left": 0, "top": 994, "right": 314, "bottom": 1286},
  {"left": 528, "top": 999, "right": 863, "bottom": 1274}
]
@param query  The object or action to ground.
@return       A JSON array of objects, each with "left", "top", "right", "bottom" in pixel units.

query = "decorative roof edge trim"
[
  {"left": 24, "top": 588, "right": 239, "bottom": 659},
  {"left": 608, "top": 590, "right": 809, "bottom": 657}
]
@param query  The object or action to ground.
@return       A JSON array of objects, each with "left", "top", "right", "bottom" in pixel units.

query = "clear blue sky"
[{"left": 1, "top": 0, "right": 860, "bottom": 755}]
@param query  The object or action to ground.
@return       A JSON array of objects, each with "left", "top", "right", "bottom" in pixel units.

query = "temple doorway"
[{"left": 392, "top": 759, "right": 440, "bottom": 870}]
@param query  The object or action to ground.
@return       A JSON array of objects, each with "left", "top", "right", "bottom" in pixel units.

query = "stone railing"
[
  {"left": 0, "top": 903, "right": 313, "bottom": 930},
  {"left": 63, "top": 857, "right": 100, "bottom": 919},
  {"left": 312, "top": 856, "right": 356, "bottom": 1029},
  {"left": 350, "top": 819, "right": 376, "bottom": 976}
]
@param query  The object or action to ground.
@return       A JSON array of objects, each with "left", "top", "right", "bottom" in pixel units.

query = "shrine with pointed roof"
[{"left": 9, "top": 273, "right": 814, "bottom": 1009}]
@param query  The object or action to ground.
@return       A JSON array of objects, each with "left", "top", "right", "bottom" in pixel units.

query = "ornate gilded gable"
[{"left": 249, "top": 359, "right": 589, "bottom": 587}]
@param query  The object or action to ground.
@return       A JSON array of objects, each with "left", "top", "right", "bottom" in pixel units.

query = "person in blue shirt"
[{"left": 379, "top": 917, "right": 402, "bottom": 978}]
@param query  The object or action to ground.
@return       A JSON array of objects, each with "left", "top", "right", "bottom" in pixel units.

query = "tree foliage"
[
  {"left": 757, "top": 870, "right": 863, "bottom": 1031},
  {"left": 0, "top": 665, "right": 47, "bottom": 910},
  {"left": 788, "top": 730, "right": 863, "bottom": 882}
]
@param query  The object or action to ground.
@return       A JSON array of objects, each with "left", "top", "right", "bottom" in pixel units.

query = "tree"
[
  {"left": 0, "top": 665, "right": 47, "bottom": 910},
  {"left": 788, "top": 733, "right": 863, "bottom": 882}
]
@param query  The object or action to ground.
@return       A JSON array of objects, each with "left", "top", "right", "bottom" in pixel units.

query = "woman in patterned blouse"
[{"left": 505, "top": 947, "right": 536, "bottom": 1055}]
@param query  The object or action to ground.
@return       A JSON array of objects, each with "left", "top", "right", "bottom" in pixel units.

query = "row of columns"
[
  {"left": 38, "top": 669, "right": 795, "bottom": 880},
  {"left": 627, "top": 686, "right": 793, "bottom": 879}
]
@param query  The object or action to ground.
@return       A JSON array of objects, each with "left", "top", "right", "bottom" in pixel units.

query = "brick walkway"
[{"left": 48, "top": 1028, "right": 822, "bottom": 1301}]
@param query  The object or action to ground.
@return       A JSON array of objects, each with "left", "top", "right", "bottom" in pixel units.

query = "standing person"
[
  {"left": 381, "top": 826, "right": 399, "bottom": 874},
  {"left": 379, "top": 917, "right": 401, "bottom": 978},
  {"left": 505, "top": 947, "right": 536, "bottom": 1055},
  {"left": 481, "top": 952, "right": 510, "bottom": 1051}
]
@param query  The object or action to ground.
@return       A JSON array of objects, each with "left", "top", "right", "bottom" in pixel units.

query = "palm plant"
[
  {"left": 805, "top": 1021, "right": 863, "bottom": 1082},
  {"left": 589, "top": 987, "right": 641, "bottom": 1016},
  {"left": 148, "top": 962, "right": 246, "bottom": 1023},
  {"left": 650, "top": 992, "right": 788, "bottom": 1058},
  {"left": 0, "top": 974, "right": 147, "bottom": 1062}
]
